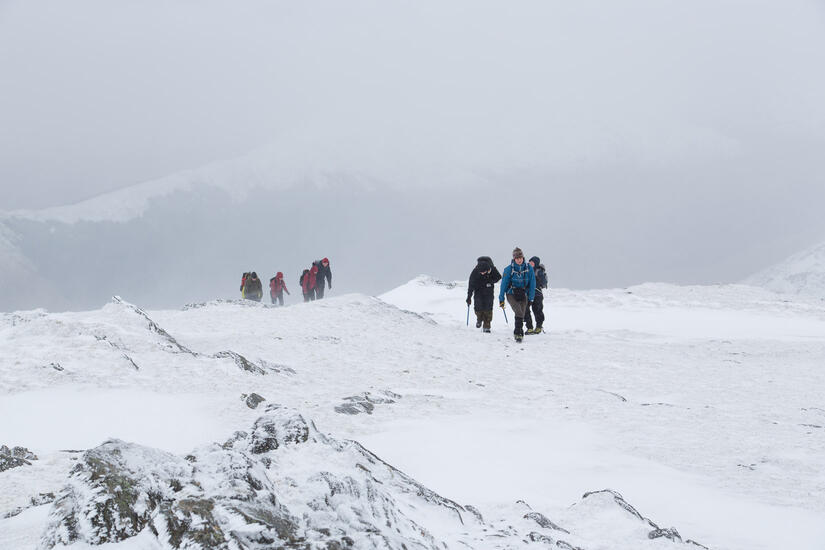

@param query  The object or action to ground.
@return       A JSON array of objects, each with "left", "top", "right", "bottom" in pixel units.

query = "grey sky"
[{"left": 2, "top": 0, "right": 824, "bottom": 209}]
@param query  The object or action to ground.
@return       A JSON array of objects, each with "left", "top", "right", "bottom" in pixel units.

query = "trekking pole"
[
  {"left": 466, "top": 304, "right": 470, "bottom": 326},
  {"left": 501, "top": 304, "right": 509, "bottom": 325}
]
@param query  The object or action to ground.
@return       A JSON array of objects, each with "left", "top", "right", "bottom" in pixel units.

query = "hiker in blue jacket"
[{"left": 498, "top": 247, "right": 536, "bottom": 342}]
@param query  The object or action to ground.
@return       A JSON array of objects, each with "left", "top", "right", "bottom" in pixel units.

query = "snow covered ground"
[{"left": 1, "top": 277, "right": 824, "bottom": 549}]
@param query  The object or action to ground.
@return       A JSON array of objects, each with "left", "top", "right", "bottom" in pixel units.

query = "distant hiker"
[
  {"left": 466, "top": 256, "right": 502, "bottom": 333},
  {"left": 269, "top": 272, "right": 290, "bottom": 306},
  {"left": 498, "top": 247, "right": 536, "bottom": 343},
  {"left": 300, "top": 266, "right": 317, "bottom": 302},
  {"left": 240, "top": 272, "right": 250, "bottom": 299},
  {"left": 243, "top": 272, "right": 263, "bottom": 302},
  {"left": 525, "top": 256, "right": 548, "bottom": 334},
  {"left": 313, "top": 257, "right": 332, "bottom": 300}
]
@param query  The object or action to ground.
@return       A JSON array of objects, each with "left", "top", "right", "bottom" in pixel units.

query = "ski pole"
[
  {"left": 501, "top": 304, "right": 509, "bottom": 325},
  {"left": 466, "top": 304, "right": 470, "bottom": 326}
]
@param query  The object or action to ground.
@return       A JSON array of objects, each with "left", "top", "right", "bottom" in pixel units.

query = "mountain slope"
[{"left": 744, "top": 240, "right": 825, "bottom": 298}]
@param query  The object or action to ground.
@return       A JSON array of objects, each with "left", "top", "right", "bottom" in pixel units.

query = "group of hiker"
[
  {"left": 466, "top": 247, "right": 548, "bottom": 342},
  {"left": 240, "top": 258, "right": 332, "bottom": 305},
  {"left": 238, "top": 250, "right": 546, "bottom": 343}
]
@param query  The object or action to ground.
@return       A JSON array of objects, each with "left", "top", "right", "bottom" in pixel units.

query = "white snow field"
[{"left": 1, "top": 277, "right": 824, "bottom": 549}]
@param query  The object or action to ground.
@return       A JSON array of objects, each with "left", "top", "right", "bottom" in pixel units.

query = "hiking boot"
[
  {"left": 534, "top": 326, "right": 544, "bottom": 334},
  {"left": 483, "top": 328, "right": 491, "bottom": 333},
  {"left": 525, "top": 328, "right": 536, "bottom": 335},
  {"left": 476, "top": 320, "right": 482, "bottom": 328},
  {"left": 515, "top": 334, "right": 523, "bottom": 343}
]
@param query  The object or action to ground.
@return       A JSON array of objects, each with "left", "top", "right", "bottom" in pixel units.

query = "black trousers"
[
  {"left": 525, "top": 292, "right": 545, "bottom": 329},
  {"left": 315, "top": 284, "right": 325, "bottom": 300}
]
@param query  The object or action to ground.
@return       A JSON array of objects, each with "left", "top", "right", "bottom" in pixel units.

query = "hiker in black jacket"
[
  {"left": 243, "top": 272, "right": 263, "bottom": 302},
  {"left": 466, "top": 256, "right": 502, "bottom": 333},
  {"left": 525, "top": 256, "right": 548, "bottom": 334},
  {"left": 313, "top": 257, "right": 332, "bottom": 300}
]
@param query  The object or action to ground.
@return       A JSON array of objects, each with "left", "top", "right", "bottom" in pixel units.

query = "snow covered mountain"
[
  {"left": 744, "top": 240, "right": 825, "bottom": 298},
  {"left": 0, "top": 146, "right": 485, "bottom": 312},
  {"left": 2, "top": 277, "right": 824, "bottom": 549}
]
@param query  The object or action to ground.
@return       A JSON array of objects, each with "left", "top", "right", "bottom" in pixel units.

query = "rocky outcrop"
[
  {"left": 39, "top": 406, "right": 485, "bottom": 549},
  {"left": 242, "top": 393, "right": 266, "bottom": 409},
  {"left": 334, "top": 390, "right": 401, "bottom": 415},
  {"left": 0, "top": 445, "right": 38, "bottom": 472},
  {"left": 38, "top": 411, "right": 710, "bottom": 550}
]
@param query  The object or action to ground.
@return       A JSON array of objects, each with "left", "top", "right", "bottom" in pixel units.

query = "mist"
[{"left": 1, "top": 0, "right": 825, "bottom": 309}]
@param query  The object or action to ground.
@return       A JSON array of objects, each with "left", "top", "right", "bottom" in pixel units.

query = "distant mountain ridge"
[{"left": 744, "top": 240, "right": 825, "bottom": 298}]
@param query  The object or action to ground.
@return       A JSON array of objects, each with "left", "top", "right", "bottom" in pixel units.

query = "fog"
[{"left": 1, "top": 0, "right": 825, "bottom": 309}]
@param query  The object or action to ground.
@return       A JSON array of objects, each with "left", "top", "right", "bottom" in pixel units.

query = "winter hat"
[
  {"left": 478, "top": 260, "right": 491, "bottom": 272},
  {"left": 251, "top": 272, "right": 258, "bottom": 278},
  {"left": 276, "top": 272, "right": 283, "bottom": 278},
  {"left": 529, "top": 256, "right": 541, "bottom": 266},
  {"left": 512, "top": 247, "right": 524, "bottom": 259},
  {"left": 322, "top": 257, "right": 329, "bottom": 264}
]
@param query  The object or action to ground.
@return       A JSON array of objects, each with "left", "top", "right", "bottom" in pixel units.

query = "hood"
[
  {"left": 276, "top": 272, "right": 283, "bottom": 278},
  {"left": 529, "top": 256, "right": 541, "bottom": 266}
]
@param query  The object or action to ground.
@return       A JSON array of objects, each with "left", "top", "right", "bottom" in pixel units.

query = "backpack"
[
  {"left": 536, "top": 265, "right": 548, "bottom": 289},
  {"left": 508, "top": 262, "right": 530, "bottom": 301}
]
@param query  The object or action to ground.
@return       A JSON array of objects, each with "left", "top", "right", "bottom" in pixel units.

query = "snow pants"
[
  {"left": 303, "top": 291, "right": 315, "bottom": 302},
  {"left": 525, "top": 293, "right": 544, "bottom": 330},
  {"left": 271, "top": 292, "right": 284, "bottom": 306},
  {"left": 314, "top": 284, "right": 325, "bottom": 300},
  {"left": 506, "top": 294, "right": 529, "bottom": 336},
  {"left": 475, "top": 310, "right": 493, "bottom": 330}
]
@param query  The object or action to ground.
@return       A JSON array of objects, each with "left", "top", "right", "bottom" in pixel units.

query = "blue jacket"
[{"left": 499, "top": 260, "right": 536, "bottom": 302}]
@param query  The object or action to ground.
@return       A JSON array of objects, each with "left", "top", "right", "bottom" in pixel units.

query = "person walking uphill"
[
  {"left": 240, "top": 272, "right": 250, "bottom": 299},
  {"left": 300, "top": 265, "right": 318, "bottom": 302},
  {"left": 243, "top": 272, "right": 263, "bottom": 302},
  {"left": 499, "top": 247, "right": 536, "bottom": 342},
  {"left": 525, "top": 256, "right": 548, "bottom": 334},
  {"left": 313, "top": 258, "right": 332, "bottom": 300},
  {"left": 466, "top": 256, "right": 502, "bottom": 333},
  {"left": 269, "top": 272, "right": 290, "bottom": 306}
]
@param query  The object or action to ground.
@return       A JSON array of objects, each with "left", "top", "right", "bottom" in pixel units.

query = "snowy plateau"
[{"left": 1, "top": 277, "right": 824, "bottom": 550}]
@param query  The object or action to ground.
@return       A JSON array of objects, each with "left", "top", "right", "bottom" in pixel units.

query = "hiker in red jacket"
[
  {"left": 300, "top": 265, "right": 318, "bottom": 302},
  {"left": 269, "top": 272, "right": 290, "bottom": 306}
]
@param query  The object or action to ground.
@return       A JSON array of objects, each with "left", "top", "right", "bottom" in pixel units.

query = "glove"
[
  {"left": 466, "top": 297, "right": 472, "bottom": 306},
  {"left": 500, "top": 301, "right": 506, "bottom": 308}
]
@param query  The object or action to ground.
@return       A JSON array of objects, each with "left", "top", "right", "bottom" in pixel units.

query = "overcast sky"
[{"left": 1, "top": 1, "right": 824, "bottom": 269}]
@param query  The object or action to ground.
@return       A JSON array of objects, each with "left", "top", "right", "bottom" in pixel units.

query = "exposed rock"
[
  {"left": 39, "top": 409, "right": 710, "bottom": 550},
  {"left": 524, "top": 511, "right": 570, "bottom": 533},
  {"left": 243, "top": 393, "right": 266, "bottom": 409},
  {"left": 334, "top": 390, "right": 401, "bottom": 415},
  {"left": 213, "top": 350, "right": 267, "bottom": 375},
  {"left": 112, "top": 296, "right": 196, "bottom": 355},
  {"left": 40, "top": 405, "right": 489, "bottom": 549},
  {"left": 581, "top": 489, "right": 649, "bottom": 524},
  {"left": 527, "top": 531, "right": 555, "bottom": 544},
  {"left": 649, "top": 527, "right": 682, "bottom": 542},
  {"left": 0, "top": 444, "right": 37, "bottom": 472}
]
